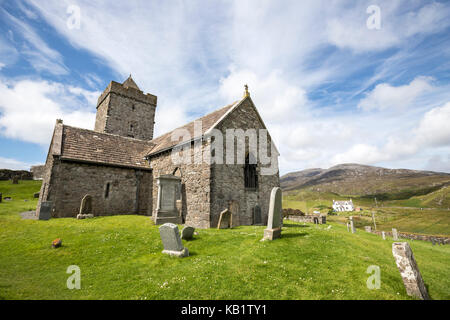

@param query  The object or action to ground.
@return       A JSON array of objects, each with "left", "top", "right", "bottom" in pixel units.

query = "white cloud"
[
  {"left": 425, "top": 154, "right": 450, "bottom": 173},
  {"left": 0, "top": 78, "right": 98, "bottom": 145},
  {"left": 0, "top": 156, "right": 34, "bottom": 170},
  {"left": 358, "top": 76, "right": 434, "bottom": 111},
  {"left": 415, "top": 102, "right": 450, "bottom": 147}
]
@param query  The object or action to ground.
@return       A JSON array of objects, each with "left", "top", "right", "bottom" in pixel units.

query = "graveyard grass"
[{"left": 0, "top": 181, "right": 449, "bottom": 300}]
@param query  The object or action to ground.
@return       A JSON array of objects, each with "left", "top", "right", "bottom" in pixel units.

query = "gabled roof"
[
  {"left": 146, "top": 100, "right": 240, "bottom": 156},
  {"left": 122, "top": 75, "right": 140, "bottom": 90},
  {"left": 57, "top": 125, "right": 153, "bottom": 170}
]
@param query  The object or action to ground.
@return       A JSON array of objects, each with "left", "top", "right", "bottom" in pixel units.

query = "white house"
[{"left": 332, "top": 199, "right": 354, "bottom": 212}]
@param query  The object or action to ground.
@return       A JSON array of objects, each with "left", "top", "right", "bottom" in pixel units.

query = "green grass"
[{"left": 0, "top": 181, "right": 449, "bottom": 300}]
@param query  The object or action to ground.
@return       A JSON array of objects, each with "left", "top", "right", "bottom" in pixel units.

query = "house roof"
[
  {"left": 146, "top": 100, "right": 240, "bottom": 156},
  {"left": 58, "top": 125, "right": 153, "bottom": 170}
]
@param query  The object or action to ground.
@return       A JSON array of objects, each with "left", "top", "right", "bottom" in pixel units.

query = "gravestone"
[
  {"left": 313, "top": 217, "right": 319, "bottom": 224},
  {"left": 431, "top": 238, "right": 436, "bottom": 246},
  {"left": 154, "top": 175, "right": 182, "bottom": 225},
  {"left": 38, "top": 201, "right": 52, "bottom": 220},
  {"left": 320, "top": 215, "right": 327, "bottom": 224},
  {"left": 365, "top": 226, "right": 372, "bottom": 232},
  {"left": 33, "top": 192, "right": 40, "bottom": 199},
  {"left": 392, "top": 228, "right": 399, "bottom": 240},
  {"left": 12, "top": 176, "right": 19, "bottom": 184},
  {"left": 159, "top": 223, "right": 189, "bottom": 257},
  {"left": 217, "top": 209, "right": 232, "bottom": 229},
  {"left": 262, "top": 187, "right": 282, "bottom": 241},
  {"left": 253, "top": 205, "right": 262, "bottom": 225},
  {"left": 228, "top": 200, "right": 239, "bottom": 227},
  {"left": 79, "top": 194, "right": 93, "bottom": 215},
  {"left": 392, "top": 242, "right": 430, "bottom": 300},
  {"left": 0, "top": 192, "right": 2, "bottom": 203},
  {"left": 181, "top": 226, "right": 195, "bottom": 240},
  {"left": 346, "top": 222, "right": 350, "bottom": 232},
  {"left": 382, "top": 231, "right": 386, "bottom": 240}
]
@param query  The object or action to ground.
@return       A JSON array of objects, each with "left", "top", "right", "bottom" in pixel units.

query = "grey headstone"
[
  {"left": 12, "top": 176, "right": 19, "bottom": 184},
  {"left": 382, "top": 231, "right": 386, "bottom": 240},
  {"left": 365, "top": 226, "right": 372, "bottom": 232},
  {"left": 320, "top": 215, "right": 327, "bottom": 224},
  {"left": 262, "top": 187, "right": 282, "bottom": 241},
  {"left": 267, "top": 187, "right": 282, "bottom": 229},
  {"left": 253, "top": 205, "right": 262, "bottom": 225},
  {"left": 181, "top": 226, "right": 195, "bottom": 240},
  {"left": 159, "top": 223, "right": 188, "bottom": 257},
  {"left": 392, "top": 228, "right": 399, "bottom": 241},
  {"left": 392, "top": 242, "right": 430, "bottom": 300},
  {"left": 350, "top": 220, "right": 356, "bottom": 233},
  {"left": 80, "top": 194, "right": 93, "bottom": 215},
  {"left": 346, "top": 222, "right": 350, "bottom": 232},
  {"left": 217, "top": 209, "right": 232, "bottom": 229},
  {"left": 33, "top": 192, "right": 40, "bottom": 199},
  {"left": 38, "top": 201, "right": 52, "bottom": 220}
]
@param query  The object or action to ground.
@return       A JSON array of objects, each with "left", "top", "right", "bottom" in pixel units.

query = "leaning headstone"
[
  {"left": 365, "top": 226, "right": 372, "bottom": 232},
  {"left": 181, "top": 226, "right": 195, "bottom": 240},
  {"left": 79, "top": 194, "right": 93, "bottom": 215},
  {"left": 253, "top": 205, "right": 262, "bottom": 225},
  {"left": 12, "top": 176, "right": 19, "bottom": 184},
  {"left": 392, "top": 242, "right": 430, "bottom": 300},
  {"left": 262, "top": 187, "right": 282, "bottom": 241},
  {"left": 38, "top": 201, "right": 52, "bottom": 220},
  {"left": 217, "top": 209, "right": 232, "bottom": 229},
  {"left": 392, "top": 228, "right": 399, "bottom": 241},
  {"left": 159, "top": 223, "right": 189, "bottom": 257},
  {"left": 382, "top": 231, "right": 386, "bottom": 240}
]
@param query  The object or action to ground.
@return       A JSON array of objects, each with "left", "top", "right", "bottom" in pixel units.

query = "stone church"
[{"left": 36, "top": 76, "right": 280, "bottom": 228}]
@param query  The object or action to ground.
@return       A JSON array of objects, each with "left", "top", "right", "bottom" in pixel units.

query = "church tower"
[{"left": 94, "top": 76, "right": 157, "bottom": 140}]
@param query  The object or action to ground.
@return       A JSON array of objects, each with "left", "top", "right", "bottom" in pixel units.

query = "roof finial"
[{"left": 244, "top": 84, "right": 250, "bottom": 98}]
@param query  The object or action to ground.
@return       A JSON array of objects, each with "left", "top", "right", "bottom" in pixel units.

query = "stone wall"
[
  {"left": 39, "top": 160, "right": 152, "bottom": 218},
  {"left": 286, "top": 215, "right": 326, "bottom": 224},
  {"left": 370, "top": 230, "right": 449, "bottom": 244},
  {"left": 210, "top": 98, "right": 280, "bottom": 228},
  {"left": 0, "top": 169, "right": 33, "bottom": 181},
  {"left": 149, "top": 141, "right": 212, "bottom": 228},
  {"left": 94, "top": 81, "right": 157, "bottom": 140}
]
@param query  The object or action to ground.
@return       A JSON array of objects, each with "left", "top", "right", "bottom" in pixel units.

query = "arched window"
[{"left": 244, "top": 153, "right": 258, "bottom": 189}]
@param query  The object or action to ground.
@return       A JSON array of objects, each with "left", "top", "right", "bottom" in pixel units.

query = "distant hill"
[{"left": 281, "top": 163, "right": 450, "bottom": 199}]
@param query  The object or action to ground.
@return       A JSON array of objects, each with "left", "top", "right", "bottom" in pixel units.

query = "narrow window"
[
  {"left": 105, "top": 183, "right": 110, "bottom": 199},
  {"left": 244, "top": 153, "right": 258, "bottom": 189}
]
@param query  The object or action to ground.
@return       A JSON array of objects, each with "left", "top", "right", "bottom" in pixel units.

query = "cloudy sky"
[{"left": 0, "top": 0, "right": 449, "bottom": 175}]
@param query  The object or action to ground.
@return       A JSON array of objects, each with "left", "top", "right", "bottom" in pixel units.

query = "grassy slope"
[{"left": 0, "top": 181, "right": 449, "bottom": 300}]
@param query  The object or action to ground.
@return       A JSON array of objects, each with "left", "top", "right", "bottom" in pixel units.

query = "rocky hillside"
[{"left": 281, "top": 163, "right": 450, "bottom": 198}]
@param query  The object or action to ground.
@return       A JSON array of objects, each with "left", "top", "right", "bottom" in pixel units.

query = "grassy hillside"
[{"left": 0, "top": 180, "right": 449, "bottom": 300}]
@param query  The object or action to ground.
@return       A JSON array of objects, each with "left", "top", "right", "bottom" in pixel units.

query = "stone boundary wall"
[
  {"left": 286, "top": 215, "right": 326, "bottom": 224},
  {"left": 0, "top": 169, "right": 33, "bottom": 181},
  {"left": 369, "top": 230, "right": 449, "bottom": 244}
]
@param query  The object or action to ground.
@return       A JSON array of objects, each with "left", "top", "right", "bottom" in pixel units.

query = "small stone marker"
[
  {"left": 38, "top": 201, "right": 52, "bottom": 220},
  {"left": 52, "top": 238, "right": 62, "bottom": 248},
  {"left": 79, "top": 194, "right": 93, "bottom": 215},
  {"left": 320, "top": 215, "right": 326, "bottom": 224},
  {"left": 346, "top": 222, "right": 350, "bottom": 232},
  {"left": 77, "top": 213, "right": 94, "bottom": 219},
  {"left": 217, "top": 209, "right": 232, "bottom": 229},
  {"left": 313, "top": 217, "right": 319, "bottom": 224},
  {"left": 392, "top": 228, "right": 399, "bottom": 240},
  {"left": 431, "top": 238, "right": 436, "bottom": 246},
  {"left": 382, "top": 231, "right": 386, "bottom": 240},
  {"left": 392, "top": 242, "right": 430, "bottom": 300},
  {"left": 365, "top": 226, "right": 372, "bottom": 232},
  {"left": 33, "top": 192, "right": 40, "bottom": 199},
  {"left": 262, "top": 187, "right": 282, "bottom": 241},
  {"left": 159, "top": 223, "right": 189, "bottom": 257},
  {"left": 12, "top": 176, "right": 19, "bottom": 184},
  {"left": 181, "top": 226, "right": 195, "bottom": 240}
]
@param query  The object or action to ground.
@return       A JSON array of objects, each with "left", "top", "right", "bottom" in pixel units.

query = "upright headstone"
[
  {"left": 217, "top": 209, "right": 232, "bottom": 229},
  {"left": 392, "top": 228, "right": 399, "bottom": 241},
  {"left": 365, "top": 226, "right": 372, "bottom": 232},
  {"left": 79, "top": 194, "right": 93, "bottom": 215},
  {"left": 350, "top": 221, "right": 356, "bottom": 233},
  {"left": 392, "top": 242, "right": 430, "bottom": 300},
  {"left": 253, "top": 205, "right": 262, "bottom": 225},
  {"left": 154, "top": 175, "right": 182, "bottom": 225},
  {"left": 313, "top": 217, "right": 319, "bottom": 224},
  {"left": 262, "top": 187, "right": 282, "bottom": 241},
  {"left": 38, "top": 201, "right": 52, "bottom": 220},
  {"left": 181, "top": 226, "right": 195, "bottom": 240},
  {"left": 346, "top": 222, "right": 350, "bottom": 232},
  {"left": 159, "top": 223, "right": 189, "bottom": 257},
  {"left": 0, "top": 192, "right": 2, "bottom": 203},
  {"left": 33, "top": 192, "right": 40, "bottom": 199},
  {"left": 320, "top": 215, "right": 327, "bottom": 224},
  {"left": 372, "top": 212, "right": 377, "bottom": 230},
  {"left": 12, "top": 176, "right": 19, "bottom": 184},
  {"left": 382, "top": 231, "right": 386, "bottom": 240}
]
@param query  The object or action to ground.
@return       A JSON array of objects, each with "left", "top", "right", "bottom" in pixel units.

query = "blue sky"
[{"left": 0, "top": 0, "right": 449, "bottom": 175}]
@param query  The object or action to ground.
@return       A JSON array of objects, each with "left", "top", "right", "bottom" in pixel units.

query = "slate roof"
[
  {"left": 146, "top": 101, "right": 239, "bottom": 157},
  {"left": 59, "top": 125, "right": 153, "bottom": 169}
]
